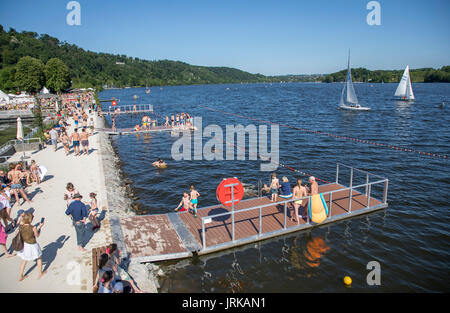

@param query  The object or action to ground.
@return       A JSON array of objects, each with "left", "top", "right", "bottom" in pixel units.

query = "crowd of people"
[
  {"left": 264, "top": 173, "right": 319, "bottom": 225},
  {"left": 0, "top": 90, "right": 144, "bottom": 293}
]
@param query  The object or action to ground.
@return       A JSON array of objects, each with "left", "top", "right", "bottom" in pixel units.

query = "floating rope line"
[
  {"left": 220, "top": 137, "right": 331, "bottom": 184},
  {"left": 197, "top": 105, "right": 449, "bottom": 160}
]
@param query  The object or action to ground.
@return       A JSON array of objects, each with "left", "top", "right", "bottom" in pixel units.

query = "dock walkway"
[{"left": 118, "top": 166, "right": 388, "bottom": 262}]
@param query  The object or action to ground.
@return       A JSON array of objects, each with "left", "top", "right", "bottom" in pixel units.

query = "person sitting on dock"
[
  {"left": 189, "top": 185, "right": 200, "bottom": 218},
  {"left": 134, "top": 124, "right": 140, "bottom": 132},
  {"left": 292, "top": 178, "right": 307, "bottom": 224},
  {"left": 152, "top": 159, "right": 167, "bottom": 168},
  {"left": 308, "top": 176, "right": 318, "bottom": 196},
  {"left": 269, "top": 173, "right": 280, "bottom": 202},
  {"left": 279, "top": 176, "right": 293, "bottom": 199},
  {"left": 164, "top": 116, "right": 169, "bottom": 127},
  {"left": 170, "top": 114, "right": 175, "bottom": 127},
  {"left": 174, "top": 192, "right": 193, "bottom": 213}
]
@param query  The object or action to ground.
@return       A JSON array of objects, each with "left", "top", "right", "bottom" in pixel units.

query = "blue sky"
[{"left": 0, "top": 0, "right": 449, "bottom": 75}]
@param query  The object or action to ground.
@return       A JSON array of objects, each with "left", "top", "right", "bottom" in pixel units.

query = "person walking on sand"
[
  {"left": 86, "top": 192, "right": 100, "bottom": 230},
  {"left": 80, "top": 128, "right": 91, "bottom": 155},
  {"left": 269, "top": 173, "right": 280, "bottom": 202},
  {"left": 49, "top": 127, "right": 58, "bottom": 152},
  {"left": 189, "top": 185, "right": 200, "bottom": 218},
  {"left": 65, "top": 193, "right": 88, "bottom": 252},
  {"left": 0, "top": 221, "right": 14, "bottom": 258},
  {"left": 174, "top": 192, "right": 193, "bottom": 213},
  {"left": 292, "top": 178, "right": 307, "bottom": 224},
  {"left": 61, "top": 131, "right": 70, "bottom": 156},
  {"left": 71, "top": 128, "right": 81, "bottom": 156},
  {"left": 17, "top": 212, "right": 47, "bottom": 281}
]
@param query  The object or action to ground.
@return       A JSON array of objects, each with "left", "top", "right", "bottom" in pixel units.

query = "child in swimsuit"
[
  {"left": 86, "top": 192, "right": 100, "bottom": 230},
  {"left": 189, "top": 185, "right": 200, "bottom": 218},
  {"left": 269, "top": 173, "right": 280, "bottom": 202}
]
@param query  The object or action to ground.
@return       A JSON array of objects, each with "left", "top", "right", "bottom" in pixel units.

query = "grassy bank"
[{"left": 0, "top": 125, "right": 32, "bottom": 146}]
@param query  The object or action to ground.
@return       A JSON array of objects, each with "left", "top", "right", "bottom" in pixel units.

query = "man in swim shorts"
[
  {"left": 189, "top": 185, "right": 200, "bottom": 218},
  {"left": 292, "top": 178, "right": 307, "bottom": 224},
  {"left": 174, "top": 192, "right": 193, "bottom": 213},
  {"left": 71, "top": 128, "right": 81, "bottom": 156},
  {"left": 80, "top": 128, "right": 90, "bottom": 155}
]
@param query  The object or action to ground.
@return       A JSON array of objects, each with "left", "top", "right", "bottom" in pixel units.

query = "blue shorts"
[
  {"left": 73, "top": 141, "right": 80, "bottom": 147},
  {"left": 11, "top": 184, "right": 22, "bottom": 190}
]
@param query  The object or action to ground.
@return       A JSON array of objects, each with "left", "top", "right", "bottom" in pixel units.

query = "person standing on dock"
[
  {"left": 308, "top": 177, "right": 318, "bottom": 196},
  {"left": 65, "top": 193, "right": 88, "bottom": 252},
  {"left": 292, "top": 178, "right": 307, "bottom": 224},
  {"left": 174, "top": 192, "right": 193, "bottom": 213},
  {"left": 269, "top": 173, "right": 280, "bottom": 202},
  {"left": 189, "top": 185, "right": 200, "bottom": 218}
]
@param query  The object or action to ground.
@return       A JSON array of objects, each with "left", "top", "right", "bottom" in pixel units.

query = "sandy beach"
[{"left": 0, "top": 111, "right": 115, "bottom": 292}]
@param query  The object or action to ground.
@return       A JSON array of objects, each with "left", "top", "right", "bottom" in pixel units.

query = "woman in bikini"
[{"left": 292, "top": 178, "right": 307, "bottom": 224}]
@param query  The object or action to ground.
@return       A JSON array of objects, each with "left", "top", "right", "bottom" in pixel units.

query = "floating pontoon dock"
[
  {"left": 100, "top": 104, "right": 153, "bottom": 115},
  {"left": 102, "top": 125, "right": 197, "bottom": 135},
  {"left": 114, "top": 164, "right": 389, "bottom": 263}
]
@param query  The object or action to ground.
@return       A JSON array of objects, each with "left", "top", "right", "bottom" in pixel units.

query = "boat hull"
[{"left": 338, "top": 104, "right": 371, "bottom": 111}]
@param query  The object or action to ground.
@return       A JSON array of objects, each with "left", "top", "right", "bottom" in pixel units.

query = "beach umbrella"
[
  {"left": 16, "top": 117, "right": 27, "bottom": 160},
  {"left": 16, "top": 117, "right": 23, "bottom": 140}
]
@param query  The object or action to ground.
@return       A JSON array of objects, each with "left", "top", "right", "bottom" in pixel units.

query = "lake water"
[{"left": 100, "top": 82, "right": 449, "bottom": 292}]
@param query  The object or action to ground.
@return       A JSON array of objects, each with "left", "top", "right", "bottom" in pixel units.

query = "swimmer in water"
[
  {"left": 174, "top": 192, "right": 193, "bottom": 212},
  {"left": 189, "top": 185, "right": 200, "bottom": 218},
  {"left": 152, "top": 158, "right": 166, "bottom": 168}
]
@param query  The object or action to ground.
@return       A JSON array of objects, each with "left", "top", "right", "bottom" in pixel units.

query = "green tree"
[
  {"left": 14, "top": 56, "right": 45, "bottom": 93},
  {"left": 44, "top": 57, "right": 71, "bottom": 93}
]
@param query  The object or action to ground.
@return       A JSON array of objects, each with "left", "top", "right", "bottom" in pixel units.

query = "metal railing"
[
  {"left": 0, "top": 137, "right": 42, "bottom": 163},
  {"left": 200, "top": 163, "right": 389, "bottom": 251},
  {"left": 107, "top": 104, "right": 153, "bottom": 114}
]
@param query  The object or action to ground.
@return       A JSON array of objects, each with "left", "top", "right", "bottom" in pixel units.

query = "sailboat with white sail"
[
  {"left": 394, "top": 65, "right": 415, "bottom": 101},
  {"left": 338, "top": 51, "right": 370, "bottom": 111}
]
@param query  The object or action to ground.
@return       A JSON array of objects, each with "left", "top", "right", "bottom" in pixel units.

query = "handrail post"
[
  {"left": 284, "top": 202, "right": 287, "bottom": 229},
  {"left": 367, "top": 184, "right": 372, "bottom": 208},
  {"left": 202, "top": 219, "right": 206, "bottom": 250},
  {"left": 348, "top": 167, "right": 353, "bottom": 213},
  {"left": 232, "top": 210, "right": 235, "bottom": 242},
  {"left": 336, "top": 164, "right": 339, "bottom": 184},
  {"left": 383, "top": 180, "right": 389, "bottom": 204},
  {"left": 365, "top": 173, "right": 369, "bottom": 196},
  {"left": 259, "top": 207, "right": 262, "bottom": 236},
  {"left": 307, "top": 196, "right": 311, "bottom": 224},
  {"left": 329, "top": 192, "right": 333, "bottom": 217}
]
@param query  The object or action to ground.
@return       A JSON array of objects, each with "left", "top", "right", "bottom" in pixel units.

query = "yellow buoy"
[{"left": 343, "top": 276, "right": 352, "bottom": 286}]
